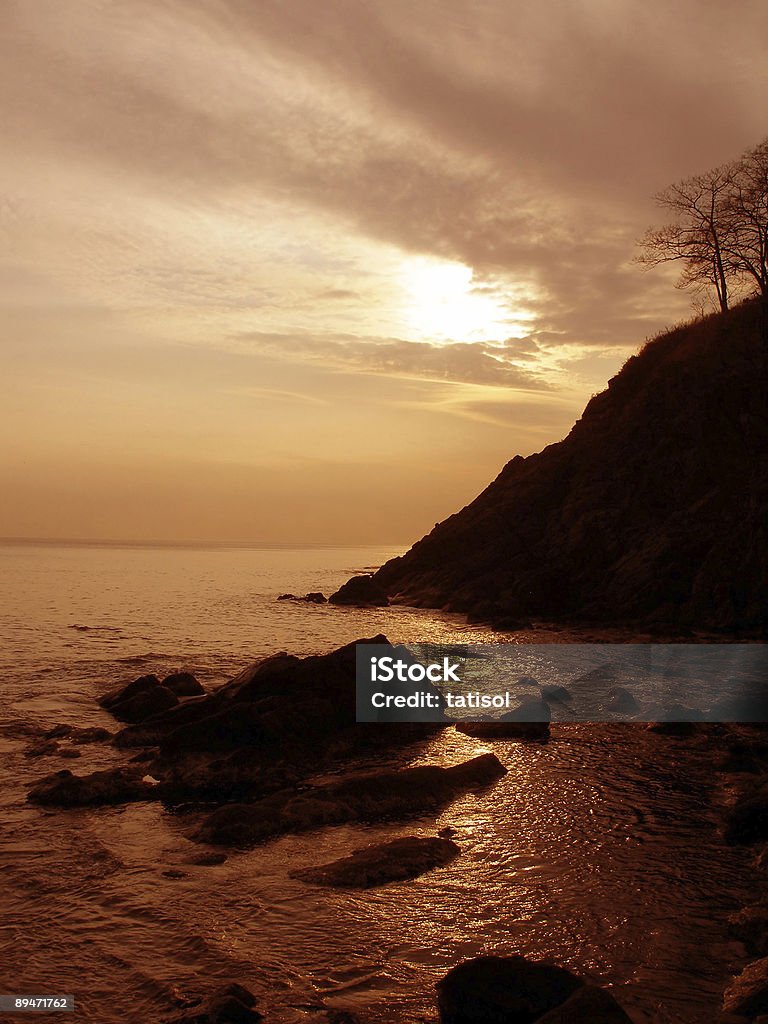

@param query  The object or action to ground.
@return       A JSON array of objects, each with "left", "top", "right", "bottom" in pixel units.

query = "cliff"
[{"left": 371, "top": 299, "right": 768, "bottom": 635}]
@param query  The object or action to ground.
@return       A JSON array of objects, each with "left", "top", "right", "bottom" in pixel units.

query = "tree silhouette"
[{"left": 637, "top": 138, "right": 768, "bottom": 313}]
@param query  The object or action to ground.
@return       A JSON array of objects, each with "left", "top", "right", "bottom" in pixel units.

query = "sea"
[{"left": 0, "top": 541, "right": 759, "bottom": 1023}]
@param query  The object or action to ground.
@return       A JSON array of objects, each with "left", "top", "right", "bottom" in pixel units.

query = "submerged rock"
[
  {"left": 329, "top": 574, "right": 389, "bottom": 607},
  {"left": 163, "top": 983, "right": 262, "bottom": 1024},
  {"left": 292, "top": 836, "right": 460, "bottom": 888},
  {"left": 27, "top": 767, "right": 158, "bottom": 807},
  {"left": 436, "top": 955, "right": 631, "bottom": 1024},
  {"left": 194, "top": 753, "right": 506, "bottom": 847}
]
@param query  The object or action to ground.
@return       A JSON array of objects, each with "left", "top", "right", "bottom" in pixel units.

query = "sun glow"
[{"left": 401, "top": 257, "right": 519, "bottom": 342}]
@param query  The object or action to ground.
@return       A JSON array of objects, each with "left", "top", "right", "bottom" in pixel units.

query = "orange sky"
[{"left": 2, "top": 1, "right": 767, "bottom": 544}]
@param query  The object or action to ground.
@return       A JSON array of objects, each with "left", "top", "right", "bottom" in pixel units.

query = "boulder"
[
  {"left": 27, "top": 767, "right": 158, "bottom": 807},
  {"left": 162, "top": 672, "right": 205, "bottom": 697},
  {"left": 99, "top": 674, "right": 161, "bottom": 709},
  {"left": 541, "top": 685, "right": 571, "bottom": 703},
  {"left": 24, "top": 739, "right": 60, "bottom": 758},
  {"left": 292, "top": 836, "right": 460, "bottom": 888},
  {"left": 304, "top": 592, "right": 327, "bottom": 603},
  {"left": 329, "top": 574, "right": 389, "bottom": 607},
  {"left": 436, "top": 956, "right": 582, "bottom": 1024},
  {"left": 606, "top": 687, "right": 639, "bottom": 714},
  {"left": 194, "top": 753, "right": 506, "bottom": 847},
  {"left": 111, "top": 684, "right": 179, "bottom": 724},
  {"left": 722, "top": 956, "right": 768, "bottom": 1017},
  {"left": 71, "top": 726, "right": 113, "bottom": 744},
  {"left": 503, "top": 698, "right": 552, "bottom": 722}
]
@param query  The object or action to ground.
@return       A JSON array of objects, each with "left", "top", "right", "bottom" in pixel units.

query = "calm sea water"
[{"left": 0, "top": 542, "right": 757, "bottom": 1023}]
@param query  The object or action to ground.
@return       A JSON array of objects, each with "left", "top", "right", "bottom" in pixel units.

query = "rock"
[
  {"left": 607, "top": 687, "right": 639, "bottom": 714},
  {"left": 27, "top": 767, "right": 158, "bottom": 807},
  {"left": 436, "top": 955, "right": 583, "bottom": 1023},
  {"left": 456, "top": 721, "right": 550, "bottom": 741},
  {"left": 59, "top": 748, "right": 82, "bottom": 759},
  {"left": 162, "top": 672, "right": 205, "bottom": 697},
  {"left": 25, "top": 739, "right": 60, "bottom": 758},
  {"left": 541, "top": 685, "right": 571, "bottom": 703},
  {"left": 185, "top": 852, "right": 228, "bottom": 867},
  {"left": 111, "top": 684, "right": 179, "bottom": 724},
  {"left": 163, "top": 983, "right": 262, "bottom": 1024},
  {"left": 729, "top": 905, "right": 768, "bottom": 956},
  {"left": 722, "top": 955, "right": 768, "bottom": 1017},
  {"left": 725, "top": 781, "right": 768, "bottom": 844},
  {"left": 537, "top": 984, "right": 633, "bottom": 1022},
  {"left": 71, "top": 726, "right": 113, "bottom": 744},
  {"left": 162, "top": 869, "right": 188, "bottom": 879},
  {"left": 304, "top": 592, "right": 327, "bottom": 603},
  {"left": 277, "top": 593, "right": 296, "bottom": 600},
  {"left": 99, "top": 674, "right": 161, "bottom": 709},
  {"left": 291, "top": 836, "right": 460, "bottom": 888},
  {"left": 194, "top": 753, "right": 506, "bottom": 847},
  {"left": 503, "top": 698, "right": 552, "bottom": 722},
  {"left": 329, "top": 574, "right": 389, "bottom": 607},
  {"left": 45, "top": 724, "right": 73, "bottom": 739}
]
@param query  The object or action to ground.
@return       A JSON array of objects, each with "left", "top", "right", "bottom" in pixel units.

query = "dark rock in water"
[
  {"left": 518, "top": 676, "right": 540, "bottom": 688},
  {"left": 277, "top": 593, "right": 296, "bottom": 601},
  {"left": 503, "top": 698, "right": 551, "bottom": 722},
  {"left": 436, "top": 956, "right": 582, "bottom": 1023},
  {"left": 435, "top": 955, "right": 631, "bottom": 1024},
  {"left": 111, "top": 684, "right": 179, "bottom": 724},
  {"left": 45, "top": 724, "right": 73, "bottom": 739},
  {"left": 541, "top": 685, "right": 571, "bottom": 703},
  {"left": 27, "top": 767, "right": 158, "bottom": 807},
  {"left": 291, "top": 835, "right": 460, "bottom": 888},
  {"left": 370, "top": 299, "right": 768, "bottom": 635},
  {"left": 71, "top": 726, "right": 113, "bottom": 744},
  {"left": 162, "top": 672, "right": 205, "bottom": 697},
  {"left": 607, "top": 687, "right": 639, "bottom": 714},
  {"left": 185, "top": 852, "right": 228, "bottom": 867},
  {"left": 725, "top": 781, "right": 768, "bottom": 844},
  {"left": 329, "top": 574, "right": 389, "bottom": 607},
  {"left": 163, "top": 983, "right": 262, "bottom": 1024},
  {"left": 25, "top": 739, "right": 60, "bottom": 758},
  {"left": 722, "top": 956, "right": 768, "bottom": 1017},
  {"left": 162, "top": 869, "right": 188, "bottom": 879},
  {"left": 537, "top": 984, "right": 633, "bottom": 1022},
  {"left": 194, "top": 753, "right": 506, "bottom": 847},
  {"left": 729, "top": 905, "right": 768, "bottom": 956},
  {"left": 304, "top": 592, "right": 327, "bottom": 603},
  {"left": 456, "top": 721, "right": 550, "bottom": 741},
  {"left": 59, "top": 748, "right": 82, "bottom": 759},
  {"left": 99, "top": 674, "right": 161, "bottom": 709}
]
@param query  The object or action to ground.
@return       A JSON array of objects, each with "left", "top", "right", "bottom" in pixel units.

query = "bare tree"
[
  {"left": 726, "top": 139, "right": 768, "bottom": 297},
  {"left": 636, "top": 164, "right": 737, "bottom": 313}
]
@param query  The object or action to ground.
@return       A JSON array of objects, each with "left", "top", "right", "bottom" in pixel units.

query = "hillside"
[{"left": 371, "top": 299, "right": 768, "bottom": 635}]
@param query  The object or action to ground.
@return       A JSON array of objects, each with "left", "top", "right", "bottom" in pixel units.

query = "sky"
[{"left": 2, "top": 0, "right": 767, "bottom": 545}]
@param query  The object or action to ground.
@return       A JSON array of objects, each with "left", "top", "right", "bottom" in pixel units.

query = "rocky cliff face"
[{"left": 372, "top": 299, "right": 768, "bottom": 634}]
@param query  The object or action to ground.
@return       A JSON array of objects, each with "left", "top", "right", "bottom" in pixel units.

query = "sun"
[{"left": 400, "top": 257, "right": 514, "bottom": 342}]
